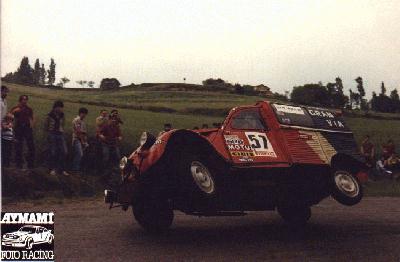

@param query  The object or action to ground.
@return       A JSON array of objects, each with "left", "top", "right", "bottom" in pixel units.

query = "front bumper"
[
  {"left": 2, "top": 239, "right": 26, "bottom": 247},
  {"left": 104, "top": 190, "right": 117, "bottom": 204}
]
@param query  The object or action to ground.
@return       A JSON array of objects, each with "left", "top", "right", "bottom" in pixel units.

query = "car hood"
[{"left": 6, "top": 231, "right": 29, "bottom": 237}]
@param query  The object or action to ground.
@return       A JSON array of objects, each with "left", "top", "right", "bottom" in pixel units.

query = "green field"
[
  {"left": 3, "top": 82, "right": 400, "bottom": 197},
  {"left": 5, "top": 82, "right": 400, "bottom": 156}
]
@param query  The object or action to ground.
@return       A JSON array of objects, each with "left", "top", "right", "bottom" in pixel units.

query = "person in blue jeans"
[
  {"left": 71, "top": 107, "right": 89, "bottom": 173},
  {"left": 44, "top": 100, "right": 70, "bottom": 176}
]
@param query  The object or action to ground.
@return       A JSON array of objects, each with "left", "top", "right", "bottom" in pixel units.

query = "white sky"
[{"left": 1, "top": 0, "right": 400, "bottom": 95}]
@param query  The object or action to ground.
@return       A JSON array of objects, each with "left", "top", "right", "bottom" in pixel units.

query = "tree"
[
  {"left": 39, "top": 64, "right": 46, "bottom": 85},
  {"left": 380, "top": 82, "right": 386, "bottom": 95},
  {"left": 33, "top": 59, "right": 41, "bottom": 85},
  {"left": 76, "top": 80, "right": 84, "bottom": 87},
  {"left": 58, "top": 77, "right": 70, "bottom": 87},
  {"left": 15, "top": 57, "right": 34, "bottom": 84},
  {"left": 99, "top": 78, "right": 121, "bottom": 89},
  {"left": 47, "top": 58, "right": 56, "bottom": 85},
  {"left": 290, "top": 84, "right": 330, "bottom": 107},
  {"left": 87, "top": 81, "right": 95, "bottom": 88},
  {"left": 355, "top": 77, "right": 367, "bottom": 110},
  {"left": 390, "top": 88, "right": 399, "bottom": 101}
]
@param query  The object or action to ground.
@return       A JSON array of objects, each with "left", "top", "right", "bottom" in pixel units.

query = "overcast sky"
[{"left": 1, "top": 0, "right": 400, "bottom": 95}]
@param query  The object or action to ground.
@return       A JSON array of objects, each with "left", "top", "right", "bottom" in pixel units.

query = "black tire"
[
  {"left": 176, "top": 152, "right": 222, "bottom": 209},
  {"left": 277, "top": 205, "right": 311, "bottom": 226},
  {"left": 331, "top": 169, "right": 363, "bottom": 206},
  {"left": 47, "top": 235, "right": 54, "bottom": 244},
  {"left": 132, "top": 199, "right": 173, "bottom": 234}
]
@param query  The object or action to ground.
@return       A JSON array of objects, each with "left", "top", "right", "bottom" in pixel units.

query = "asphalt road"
[{"left": 2, "top": 197, "right": 400, "bottom": 261}]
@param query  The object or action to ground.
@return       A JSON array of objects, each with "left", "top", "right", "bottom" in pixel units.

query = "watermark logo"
[{"left": 1, "top": 212, "right": 54, "bottom": 261}]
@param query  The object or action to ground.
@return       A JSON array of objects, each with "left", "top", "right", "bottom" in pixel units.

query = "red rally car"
[{"left": 105, "top": 101, "right": 368, "bottom": 232}]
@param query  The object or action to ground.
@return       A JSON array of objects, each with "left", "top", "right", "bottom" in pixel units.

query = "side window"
[{"left": 231, "top": 109, "right": 267, "bottom": 130}]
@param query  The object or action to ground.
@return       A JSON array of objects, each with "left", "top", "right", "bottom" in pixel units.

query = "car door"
[
  {"left": 32, "top": 228, "right": 41, "bottom": 242},
  {"left": 223, "top": 106, "right": 286, "bottom": 165}
]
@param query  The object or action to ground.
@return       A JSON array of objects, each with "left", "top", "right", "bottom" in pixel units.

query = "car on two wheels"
[{"left": 105, "top": 101, "right": 368, "bottom": 233}]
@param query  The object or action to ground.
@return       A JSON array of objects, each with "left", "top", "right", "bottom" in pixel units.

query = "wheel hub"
[
  {"left": 334, "top": 172, "right": 359, "bottom": 197},
  {"left": 190, "top": 161, "right": 215, "bottom": 194}
]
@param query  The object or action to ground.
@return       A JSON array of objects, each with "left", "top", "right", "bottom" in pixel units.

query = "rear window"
[{"left": 272, "top": 103, "right": 350, "bottom": 131}]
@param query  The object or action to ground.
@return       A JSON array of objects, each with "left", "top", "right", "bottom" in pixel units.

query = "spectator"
[
  {"left": 158, "top": 123, "right": 172, "bottom": 137},
  {"left": 44, "top": 100, "right": 69, "bottom": 176},
  {"left": 10, "top": 95, "right": 35, "bottom": 169},
  {"left": 202, "top": 123, "right": 209, "bottom": 129},
  {"left": 110, "top": 109, "right": 123, "bottom": 125},
  {"left": 1, "top": 113, "right": 14, "bottom": 167},
  {"left": 193, "top": 126, "right": 199, "bottom": 130},
  {"left": 1, "top": 85, "right": 9, "bottom": 119},
  {"left": 382, "top": 139, "right": 396, "bottom": 159},
  {"left": 71, "top": 107, "right": 89, "bottom": 172},
  {"left": 95, "top": 109, "right": 108, "bottom": 136},
  {"left": 98, "top": 115, "right": 122, "bottom": 170},
  {"left": 360, "top": 135, "right": 375, "bottom": 167}
]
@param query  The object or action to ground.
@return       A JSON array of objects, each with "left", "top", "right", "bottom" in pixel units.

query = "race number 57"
[{"left": 245, "top": 132, "right": 269, "bottom": 151}]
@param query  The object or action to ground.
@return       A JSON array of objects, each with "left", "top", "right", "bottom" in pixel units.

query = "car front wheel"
[
  {"left": 132, "top": 199, "right": 174, "bottom": 234},
  {"left": 25, "top": 238, "right": 33, "bottom": 250}
]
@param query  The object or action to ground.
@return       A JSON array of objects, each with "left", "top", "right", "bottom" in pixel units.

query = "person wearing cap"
[
  {"left": 1, "top": 85, "right": 9, "bottom": 120},
  {"left": 10, "top": 95, "right": 35, "bottom": 169},
  {"left": 44, "top": 100, "right": 69, "bottom": 176}
]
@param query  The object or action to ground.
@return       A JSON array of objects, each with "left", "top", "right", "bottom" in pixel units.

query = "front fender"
[{"left": 129, "top": 129, "right": 222, "bottom": 175}]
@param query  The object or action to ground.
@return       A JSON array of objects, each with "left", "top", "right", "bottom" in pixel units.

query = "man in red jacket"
[{"left": 98, "top": 113, "right": 122, "bottom": 169}]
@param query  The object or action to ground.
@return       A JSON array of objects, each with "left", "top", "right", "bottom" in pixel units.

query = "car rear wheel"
[
  {"left": 47, "top": 235, "right": 53, "bottom": 244},
  {"left": 132, "top": 199, "right": 173, "bottom": 234},
  {"left": 277, "top": 205, "right": 311, "bottom": 226},
  {"left": 331, "top": 170, "right": 363, "bottom": 206}
]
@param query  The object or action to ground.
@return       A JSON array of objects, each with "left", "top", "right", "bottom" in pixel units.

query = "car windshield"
[{"left": 19, "top": 226, "right": 36, "bottom": 233}]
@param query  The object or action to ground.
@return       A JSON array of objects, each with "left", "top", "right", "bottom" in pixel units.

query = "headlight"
[
  {"left": 119, "top": 156, "right": 128, "bottom": 170},
  {"left": 139, "top": 132, "right": 156, "bottom": 149},
  {"left": 139, "top": 132, "right": 148, "bottom": 146}
]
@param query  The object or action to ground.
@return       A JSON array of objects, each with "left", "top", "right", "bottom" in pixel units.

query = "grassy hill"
[
  {"left": 3, "top": 82, "right": 400, "bottom": 161},
  {"left": 2, "top": 82, "right": 400, "bottom": 197}
]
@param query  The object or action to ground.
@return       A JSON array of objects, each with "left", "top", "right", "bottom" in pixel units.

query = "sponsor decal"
[
  {"left": 239, "top": 157, "right": 254, "bottom": 162},
  {"left": 154, "top": 139, "right": 164, "bottom": 145},
  {"left": 1, "top": 212, "right": 54, "bottom": 261},
  {"left": 307, "top": 109, "right": 335, "bottom": 118},
  {"left": 326, "top": 119, "right": 345, "bottom": 128},
  {"left": 227, "top": 144, "right": 252, "bottom": 151},
  {"left": 224, "top": 135, "right": 244, "bottom": 145},
  {"left": 231, "top": 151, "right": 255, "bottom": 157},
  {"left": 245, "top": 132, "right": 277, "bottom": 158},
  {"left": 273, "top": 104, "right": 305, "bottom": 115}
]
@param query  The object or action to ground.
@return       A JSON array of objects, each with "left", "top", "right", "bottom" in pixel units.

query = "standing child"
[{"left": 1, "top": 113, "right": 14, "bottom": 167}]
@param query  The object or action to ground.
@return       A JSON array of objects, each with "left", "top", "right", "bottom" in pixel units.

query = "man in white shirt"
[{"left": 1, "top": 85, "right": 9, "bottom": 119}]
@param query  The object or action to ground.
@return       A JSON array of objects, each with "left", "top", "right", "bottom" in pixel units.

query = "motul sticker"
[{"left": 245, "top": 132, "right": 277, "bottom": 158}]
